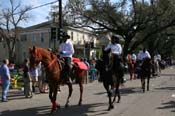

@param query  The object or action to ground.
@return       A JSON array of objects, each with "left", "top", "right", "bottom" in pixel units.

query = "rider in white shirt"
[
  {"left": 104, "top": 36, "right": 122, "bottom": 55},
  {"left": 59, "top": 35, "right": 74, "bottom": 58},
  {"left": 104, "top": 35, "right": 123, "bottom": 71},
  {"left": 59, "top": 33, "right": 74, "bottom": 83},
  {"left": 137, "top": 48, "right": 151, "bottom": 61},
  {"left": 104, "top": 35, "right": 124, "bottom": 85}
]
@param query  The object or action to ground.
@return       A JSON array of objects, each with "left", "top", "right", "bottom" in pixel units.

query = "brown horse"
[{"left": 29, "top": 46, "right": 85, "bottom": 113}]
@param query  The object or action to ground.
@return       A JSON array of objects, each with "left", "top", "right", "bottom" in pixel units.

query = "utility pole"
[{"left": 58, "top": 0, "right": 62, "bottom": 41}]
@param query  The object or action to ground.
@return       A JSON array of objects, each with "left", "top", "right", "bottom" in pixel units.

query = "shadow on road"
[
  {"left": 155, "top": 86, "right": 175, "bottom": 91},
  {"left": 120, "top": 87, "right": 143, "bottom": 95},
  {"left": 7, "top": 92, "right": 26, "bottom": 101},
  {"left": 94, "top": 87, "right": 143, "bottom": 97},
  {"left": 160, "top": 73, "right": 175, "bottom": 77},
  {"left": 157, "top": 100, "right": 175, "bottom": 112},
  {"left": 0, "top": 103, "right": 111, "bottom": 116}
]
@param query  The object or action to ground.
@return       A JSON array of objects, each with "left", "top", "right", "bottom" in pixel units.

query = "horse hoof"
[
  {"left": 111, "top": 105, "right": 114, "bottom": 109},
  {"left": 65, "top": 104, "right": 69, "bottom": 108},
  {"left": 117, "top": 100, "right": 120, "bottom": 103},
  {"left": 56, "top": 105, "right": 61, "bottom": 110},
  {"left": 108, "top": 105, "right": 114, "bottom": 111},
  {"left": 78, "top": 102, "right": 82, "bottom": 106}
]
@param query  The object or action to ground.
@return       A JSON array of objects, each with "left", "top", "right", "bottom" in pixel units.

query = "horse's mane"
[{"left": 37, "top": 47, "right": 57, "bottom": 60}]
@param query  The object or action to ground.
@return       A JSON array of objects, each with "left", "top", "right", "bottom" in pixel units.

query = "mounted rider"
[
  {"left": 59, "top": 33, "right": 75, "bottom": 83},
  {"left": 104, "top": 35, "right": 123, "bottom": 74},
  {"left": 138, "top": 48, "right": 152, "bottom": 75}
]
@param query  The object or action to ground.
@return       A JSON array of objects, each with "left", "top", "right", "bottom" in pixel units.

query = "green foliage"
[{"left": 65, "top": 0, "right": 175, "bottom": 57}]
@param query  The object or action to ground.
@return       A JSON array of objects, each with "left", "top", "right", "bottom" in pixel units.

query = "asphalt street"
[{"left": 0, "top": 66, "right": 175, "bottom": 116}]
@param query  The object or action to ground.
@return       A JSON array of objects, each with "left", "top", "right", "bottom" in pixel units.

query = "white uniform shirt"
[
  {"left": 154, "top": 54, "right": 161, "bottom": 62},
  {"left": 59, "top": 39, "right": 74, "bottom": 58},
  {"left": 137, "top": 50, "right": 143, "bottom": 61},
  {"left": 139, "top": 51, "right": 151, "bottom": 60},
  {"left": 131, "top": 53, "right": 137, "bottom": 61},
  {"left": 156, "top": 54, "right": 161, "bottom": 61},
  {"left": 104, "top": 43, "right": 122, "bottom": 55}
]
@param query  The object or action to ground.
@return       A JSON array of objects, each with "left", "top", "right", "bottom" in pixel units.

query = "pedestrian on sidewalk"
[
  {"left": 90, "top": 58, "right": 97, "bottom": 82},
  {"left": 0, "top": 59, "right": 11, "bottom": 102},
  {"left": 83, "top": 58, "right": 90, "bottom": 84},
  {"left": 30, "top": 64, "right": 38, "bottom": 93},
  {"left": 23, "top": 58, "right": 32, "bottom": 98}
]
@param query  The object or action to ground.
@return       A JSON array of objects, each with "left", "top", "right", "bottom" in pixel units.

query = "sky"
[
  {"left": 0, "top": 0, "right": 67, "bottom": 28},
  {"left": 0, "top": 0, "right": 119, "bottom": 28}
]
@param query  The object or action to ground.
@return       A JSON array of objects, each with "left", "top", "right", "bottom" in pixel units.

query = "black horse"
[
  {"left": 134, "top": 58, "right": 152, "bottom": 92},
  {"left": 140, "top": 58, "right": 152, "bottom": 92},
  {"left": 95, "top": 50, "right": 124, "bottom": 111}
]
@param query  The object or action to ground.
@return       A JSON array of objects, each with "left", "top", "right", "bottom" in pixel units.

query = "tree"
[
  {"left": 65, "top": 0, "right": 175, "bottom": 58},
  {"left": 0, "top": 0, "right": 31, "bottom": 62}
]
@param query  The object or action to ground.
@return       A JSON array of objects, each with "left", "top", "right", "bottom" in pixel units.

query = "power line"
[
  {"left": 30, "top": 0, "right": 58, "bottom": 11},
  {"left": 14, "top": 0, "right": 58, "bottom": 15},
  {"left": 0, "top": 1, "right": 58, "bottom": 20}
]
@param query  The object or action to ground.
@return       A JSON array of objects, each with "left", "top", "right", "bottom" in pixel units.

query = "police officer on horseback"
[
  {"left": 59, "top": 33, "right": 75, "bottom": 83},
  {"left": 104, "top": 35, "right": 125, "bottom": 85},
  {"left": 137, "top": 48, "right": 152, "bottom": 78},
  {"left": 104, "top": 35, "right": 123, "bottom": 72},
  {"left": 139, "top": 48, "right": 151, "bottom": 61}
]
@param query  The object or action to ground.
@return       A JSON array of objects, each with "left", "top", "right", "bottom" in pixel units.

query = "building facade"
[{"left": 12, "top": 21, "right": 98, "bottom": 64}]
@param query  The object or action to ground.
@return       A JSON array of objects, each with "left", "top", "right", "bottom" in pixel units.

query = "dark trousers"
[{"left": 63, "top": 57, "right": 71, "bottom": 77}]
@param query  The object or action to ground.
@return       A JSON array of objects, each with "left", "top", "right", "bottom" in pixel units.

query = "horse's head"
[
  {"left": 29, "top": 46, "right": 42, "bottom": 68},
  {"left": 102, "top": 49, "right": 110, "bottom": 66}
]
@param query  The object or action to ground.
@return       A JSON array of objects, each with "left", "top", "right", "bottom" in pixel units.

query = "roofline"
[{"left": 21, "top": 21, "right": 93, "bottom": 34}]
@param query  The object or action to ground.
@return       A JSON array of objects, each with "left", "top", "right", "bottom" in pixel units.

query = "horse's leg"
[
  {"left": 50, "top": 83, "right": 60, "bottom": 113},
  {"left": 65, "top": 82, "right": 73, "bottom": 108},
  {"left": 147, "top": 74, "right": 150, "bottom": 91},
  {"left": 113, "top": 78, "right": 121, "bottom": 103},
  {"left": 103, "top": 82, "right": 113, "bottom": 111},
  {"left": 48, "top": 83, "right": 53, "bottom": 100},
  {"left": 48, "top": 83, "right": 54, "bottom": 112},
  {"left": 78, "top": 79, "right": 83, "bottom": 106},
  {"left": 141, "top": 76, "right": 145, "bottom": 92}
]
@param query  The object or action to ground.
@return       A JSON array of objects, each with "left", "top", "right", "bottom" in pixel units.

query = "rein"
[
  {"left": 46, "top": 53, "right": 63, "bottom": 72},
  {"left": 47, "top": 57, "right": 58, "bottom": 68}
]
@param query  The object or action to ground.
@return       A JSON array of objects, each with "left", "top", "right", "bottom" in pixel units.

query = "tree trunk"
[{"left": 123, "top": 37, "right": 132, "bottom": 61}]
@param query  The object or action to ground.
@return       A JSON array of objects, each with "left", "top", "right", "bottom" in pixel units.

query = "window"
[
  {"left": 32, "top": 33, "right": 36, "bottom": 42},
  {"left": 77, "top": 33, "right": 80, "bottom": 44},
  {"left": 40, "top": 33, "right": 44, "bottom": 42},
  {"left": 20, "top": 34, "right": 27, "bottom": 41},
  {"left": 83, "top": 34, "right": 85, "bottom": 44},
  {"left": 3, "top": 43, "right": 6, "bottom": 48},
  {"left": 0, "top": 37, "right": 4, "bottom": 42},
  {"left": 23, "top": 52, "right": 26, "bottom": 60},
  {"left": 71, "top": 31, "right": 73, "bottom": 40}
]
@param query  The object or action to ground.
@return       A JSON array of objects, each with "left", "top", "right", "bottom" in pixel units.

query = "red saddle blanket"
[{"left": 72, "top": 57, "right": 88, "bottom": 70}]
